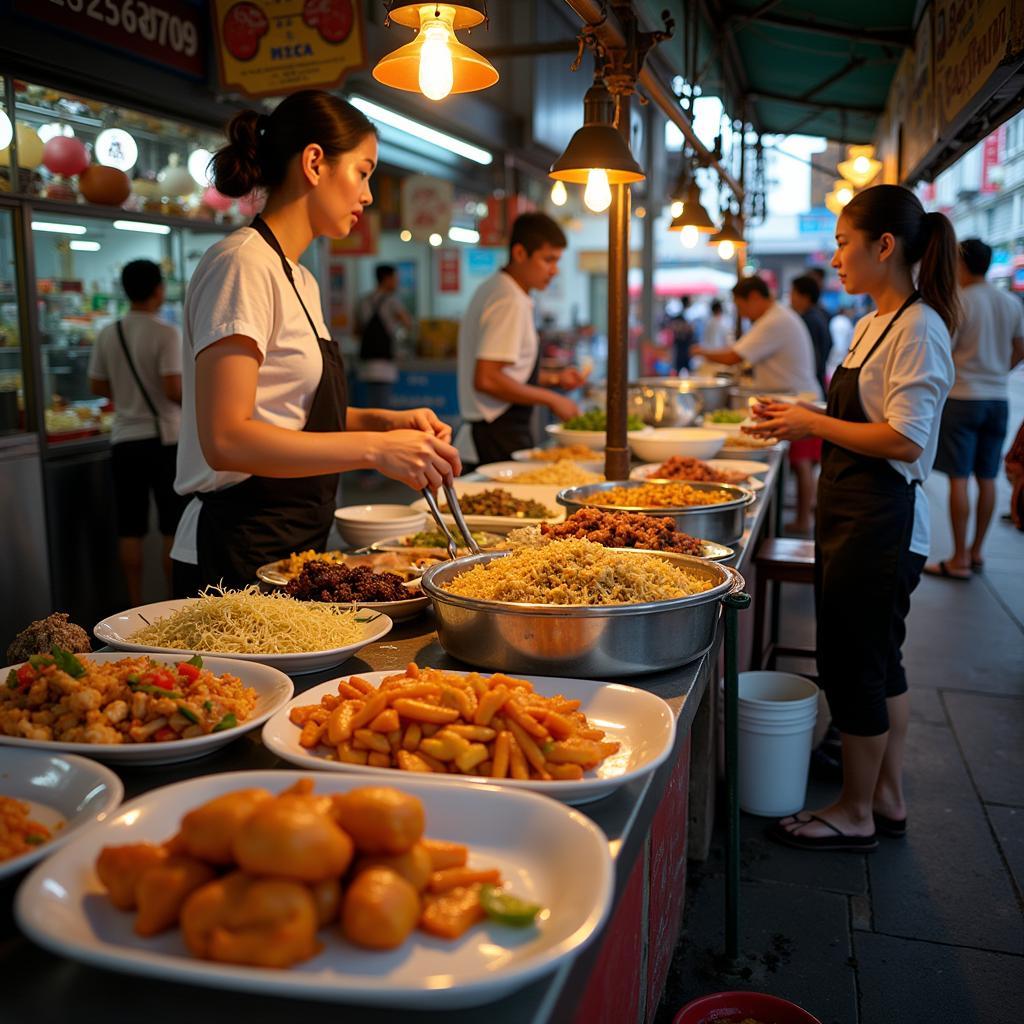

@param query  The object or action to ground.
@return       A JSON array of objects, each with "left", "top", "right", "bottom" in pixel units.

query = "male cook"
[{"left": 457, "top": 213, "right": 585, "bottom": 463}]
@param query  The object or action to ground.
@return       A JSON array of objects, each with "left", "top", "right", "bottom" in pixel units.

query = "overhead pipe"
[{"left": 562, "top": 0, "right": 745, "bottom": 203}]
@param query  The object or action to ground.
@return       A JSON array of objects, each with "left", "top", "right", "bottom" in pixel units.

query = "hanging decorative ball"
[
  {"left": 79, "top": 164, "right": 131, "bottom": 205},
  {"left": 0, "top": 123, "right": 46, "bottom": 169},
  {"left": 157, "top": 153, "right": 196, "bottom": 197},
  {"left": 201, "top": 186, "right": 233, "bottom": 212},
  {"left": 237, "top": 189, "right": 265, "bottom": 217},
  {"left": 42, "top": 136, "right": 90, "bottom": 177},
  {"left": 43, "top": 179, "right": 77, "bottom": 201}
]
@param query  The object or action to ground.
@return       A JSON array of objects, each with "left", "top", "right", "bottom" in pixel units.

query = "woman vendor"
[
  {"left": 747, "top": 185, "right": 958, "bottom": 851},
  {"left": 170, "top": 91, "right": 461, "bottom": 595}
]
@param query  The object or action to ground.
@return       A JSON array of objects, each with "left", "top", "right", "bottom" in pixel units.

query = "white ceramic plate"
[
  {"left": 0, "top": 653, "right": 294, "bottom": 765},
  {"left": 720, "top": 436, "right": 785, "bottom": 457},
  {"left": 410, "top": 481, "right": 565, "bottom": 534},
  {"left": 94, "top": 601, "right": 394, "bottom": 676},
  {"left": 0, "top": 749, "right": 123, "bottom": 880},
  {"left": 262, "top": 670, "right": 676, "bottom": 806},
  {"left": 544, "top": 423, "right": 653, "bottom": 451},
  {"left": 629, "top": 463, "right": 765, "bottom": 491},
  {"left": 16, "top": 770, "right": 613, "bottom": 1009},
  {"left": 706, "top": 458, "right": 770, "bottom": 477},
  {"left": 475, "top": 459, "right": 605, "bottom": 481}
]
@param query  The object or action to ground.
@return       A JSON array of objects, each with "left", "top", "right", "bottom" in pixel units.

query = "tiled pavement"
[{"left": 656, "top": 381, "right": 1024, "bottom": 1024}]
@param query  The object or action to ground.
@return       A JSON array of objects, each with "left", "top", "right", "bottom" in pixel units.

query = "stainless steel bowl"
[
  {"left": 421, "top": 549, "right": 746, "bottom": 677},
  {"left": 631, "top": 376, "right": 734, "bottom": 414},
  {"left": 556, "top": 480, "right": 754, "bottom": 545}
]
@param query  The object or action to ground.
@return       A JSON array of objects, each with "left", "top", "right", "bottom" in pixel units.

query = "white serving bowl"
[
  {"left": 333, "top": 504, "right": 427, "bottom": 548},
  {"left": 627, "top": 427, "right": 727, "bottom": 462}
]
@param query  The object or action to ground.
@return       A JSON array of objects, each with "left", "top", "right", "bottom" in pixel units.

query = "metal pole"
[
  {"left": 605, "top": 94, "right": 632, "bottom": 482},
  {"left": 723, "top": 590, "right": 751, "bottom": 963}
]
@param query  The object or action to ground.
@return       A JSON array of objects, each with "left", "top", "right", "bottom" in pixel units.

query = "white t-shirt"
[
  {"left": 701, "top": 313, "right": 731, "bottom": 350},
  {"left": 87, "top": 311, "right": 182, "bottom": 445},
  {"left": 844, "top": 303, "right": 954, "bottom": 555},
  {"left": 949, "top": 282, "right": 1024, "bottom": 401},
  {"left": 457, "top": 271, "right": 538, "bottom": 423},
  {"left": 733, "top": 302, "right": 822, "bottom": 398},
  {"left": 171, "top": 226, "right": 331, "bottom": 565}
]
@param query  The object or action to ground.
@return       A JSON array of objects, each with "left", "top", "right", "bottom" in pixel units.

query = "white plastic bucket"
[{"left": 737, "top": 671, "right": 819, "bottom": 817}]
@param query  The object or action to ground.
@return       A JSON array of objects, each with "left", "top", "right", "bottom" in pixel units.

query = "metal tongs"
[{"left": 421, "top": 478, "right": 482, "bottom": 562}]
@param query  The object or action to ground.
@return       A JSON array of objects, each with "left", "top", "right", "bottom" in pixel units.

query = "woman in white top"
[
  {"left": 171, "top": 91, "right": 460, "bottom": 594},
  {"left": 747, "top": 185, "right": 959, "bottom": 852}
]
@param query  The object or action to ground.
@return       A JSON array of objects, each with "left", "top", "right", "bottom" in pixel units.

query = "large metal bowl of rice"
[{"left": 420, "top": 541, "right": 745, "bottom": 677}]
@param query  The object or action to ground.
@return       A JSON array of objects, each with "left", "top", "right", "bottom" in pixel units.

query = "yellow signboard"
[{"left": 213, "top": 0, "right": 366, "bottom": 99}]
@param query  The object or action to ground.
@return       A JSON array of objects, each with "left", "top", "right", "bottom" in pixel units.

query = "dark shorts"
[
  {"left": 110, "top": 438, "right": 186, "bottom": 538},
  {"left": 935, "top": 398, "right": 1009, "bottom": 479}
]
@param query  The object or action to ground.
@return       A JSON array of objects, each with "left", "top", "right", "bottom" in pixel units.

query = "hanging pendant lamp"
[
  {"left": 373, "top": 2, "right": 498, "bottom": 101},
  {"left": 550, "top": 75, "right": 644, "bottom": 213},
  {"left": 824, "top": 178, "right": 857, "bottom": 215},
  {"left": 837, "top": 145, "right": 881, "bottom": 188},
  {"left": 711, "top": 210, "right": 746, "bottom": 260},
  {"left": 668, "top": 180, "right": 717, "bottom": 233}
]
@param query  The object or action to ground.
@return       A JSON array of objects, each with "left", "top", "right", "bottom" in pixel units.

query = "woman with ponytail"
[
  {"left": 170, "top": 91, "right": 460, "bottom": 593},
  {"left": 746, "top": 184, "right": 958, "bottom": 852}
]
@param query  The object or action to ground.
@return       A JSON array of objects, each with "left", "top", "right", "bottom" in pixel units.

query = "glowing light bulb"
[
  {"left": 550, "top": 180, "right": 568, "bottom": 207},
  {"left": 680, "top": 224, "right": 699, "bottom": 248},
  {"left": 419, "top": 20, "right": 454, "bottom": 101},
  {"left": 853, "top": 156, "right": 870, "bottom": 174},
  {"left": 584, "top": 168, "right": 612, "bottom": 213},
  {"left": 718, "top": 240, "right": 735, "bottom": 261},
  {"left": 0, "top": 111, "right": 12, "bottom": 152},
  {"left": 670, "top": 200, "right": 684, "bottom": 219},
  {"left": 400, "top": 230, "right": 412, "bottom": 242},
  {"left": 835, "top": 184, "right": 854, "bottom": 206},
  {"left": 429, "top": 232, "right": 442, "bottom": 246}
]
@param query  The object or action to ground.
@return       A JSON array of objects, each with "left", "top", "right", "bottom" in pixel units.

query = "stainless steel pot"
[
  {"left": 631, "top": 376, "right": 734, "bottom": 415},
  {"left": 421, "top": 549, "right": 746, "bottom": 677},
  {"left": 556, "top": 480, "right": 754, "bottom": 545}
]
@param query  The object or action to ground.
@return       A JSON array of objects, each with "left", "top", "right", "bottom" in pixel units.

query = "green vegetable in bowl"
[
  {"left": 706, "top": 408, "right": 746, "bottom": 424},
  {"left": 563, "top": 408, "right": 645, "bottom": 432}
]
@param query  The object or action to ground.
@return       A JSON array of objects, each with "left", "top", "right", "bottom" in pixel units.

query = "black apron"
[
  {"left": 470, "top": 351, "right": 542, "bottom": 465},
  {"left": 194, "top": 216, "right": 348, "bottom": 589},
  {"left": 814, "top": 292, "right": 922, "bottom": 735}
]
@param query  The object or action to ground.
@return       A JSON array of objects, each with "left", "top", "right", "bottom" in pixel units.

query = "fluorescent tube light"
[
  {"left": 32, "top": 222, "right": 87, "bottom": 234},
  {"left": 69, "top": 240, "right": 101, "bottom": 251},
  {"left": 448, "top": 226, "right": 480, "bottom": 244},
  {"left": 113, "top": 220, "right": 171, "bottom": 235},
  {"left": 349, "top": 96, "right": 492, "bottom": 166}
]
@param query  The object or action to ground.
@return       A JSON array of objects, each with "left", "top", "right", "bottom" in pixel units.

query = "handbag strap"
[{"left": 116, "top": 320, "right": 161, "bottom": 427}]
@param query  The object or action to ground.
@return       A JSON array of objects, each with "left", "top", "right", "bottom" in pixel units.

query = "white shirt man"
[{"left": 457, "top": 213, "right": 585, "bottom": 464}]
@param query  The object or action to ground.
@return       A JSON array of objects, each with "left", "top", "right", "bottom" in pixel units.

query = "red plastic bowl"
[{"left": 673, "top": 991, "right": 822, "bottom": 1024}]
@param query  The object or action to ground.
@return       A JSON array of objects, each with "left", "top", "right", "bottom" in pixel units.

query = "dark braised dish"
[{"left": 284, "top": 561, "right": 411, "bottom": 603}]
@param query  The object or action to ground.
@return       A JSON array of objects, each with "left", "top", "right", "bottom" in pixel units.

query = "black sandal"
[
  {"left": 767, "top": 813, "right": 878, "bottom": 852},
  {"left": 873, "top": 811, "right": 907, "bottom": 838}
]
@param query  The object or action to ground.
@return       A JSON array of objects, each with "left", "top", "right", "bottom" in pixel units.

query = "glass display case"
[{"left": 0, "top": 207, "right": 25, "bottom": 436}]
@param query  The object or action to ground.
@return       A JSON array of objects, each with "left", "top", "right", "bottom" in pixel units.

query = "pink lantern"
[
  {"left": 42, "top": 136, "right": 90, "bottom": 177},
  {"left": 202, "top": 186, "right": 233, "bottom": 212},
  {"left": 238, "top": 189, "right": 266, "bottom": 218}
]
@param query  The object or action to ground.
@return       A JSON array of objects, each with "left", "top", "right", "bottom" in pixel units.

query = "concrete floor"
[{"left": 656, "top": 376, "right": 1024, "bottom": 1024}]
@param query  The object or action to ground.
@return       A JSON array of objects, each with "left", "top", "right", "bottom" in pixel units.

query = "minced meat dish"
[
  {"left": 540, "top": 508, "right": 706, "bottom": 555},
  {"left": 7, "top": 613, "right": 92, "bottom": 665},
  {"left": 284, "top": 561, "right": 410, "bottom": 603}
]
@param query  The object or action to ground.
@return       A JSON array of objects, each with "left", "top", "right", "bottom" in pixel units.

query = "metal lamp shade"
[
  {"left": 385, "top": 1, "right": 487, "bottom": 30},
  {"left": 667, "top": 182, "right": 717, "bottom": 232},
  {"left": 372, "top": 33, "right": 499, "bottom": 95},
  {"left": 710, "top": 211, "right": 746, "bottom": 247},
  {"left": 550, "top": 124, "right": 644, "bottom": 184}
]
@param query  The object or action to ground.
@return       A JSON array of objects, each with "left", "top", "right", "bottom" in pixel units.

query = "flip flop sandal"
[
  {"left": 923, "top": 560, "right": 971, "bottom": 582},
  {"left": 873, "top": 811, "right": 907, "bottom": 838},
  {"left": 766, "top": 813, "right": 878, "bottom": 852}
]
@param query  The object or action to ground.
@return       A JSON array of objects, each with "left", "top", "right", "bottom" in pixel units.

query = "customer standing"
[
  {"left": 700, "top": 298, "right": 731, "bottom": 351},
  {"left": 747, "top": 185, "right": 958, "bottom": 851},
  {"left": 924, "top": 239, "right": 1024, "bottom": 580},
  {"left": 457, "top": 213, "right": 584, "bottom": 464},
  {"left": 354, "top": 263, "right": 413, "bottom": 409},
  {"left": 790, "top": 274, "right": 832, "bottom": 394},
  {"left": 170, "top": 91, "right": 459, "bottom": 595},
  {"left": 691, "top": 275, "right": 822, "bottom": 398},
  {"left": 89, "top": 259, "right": 185, "bottom": 605}
]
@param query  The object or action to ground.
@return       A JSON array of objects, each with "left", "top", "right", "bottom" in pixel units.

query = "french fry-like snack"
[{"left": 288, "top": 665, "right": 620, "bottom": 782}]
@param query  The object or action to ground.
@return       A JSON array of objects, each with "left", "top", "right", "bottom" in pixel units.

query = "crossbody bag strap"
[{"left": 116, "top": 320, "right": 161, "bottom": 429}]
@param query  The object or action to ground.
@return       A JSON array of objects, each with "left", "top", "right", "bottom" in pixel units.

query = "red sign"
[
  {"left": 15, "top": 0, "right": 205, "bottom": 78},
  {"left": 981, "top": 125, "right": 1005, "bottom": 193},
  {"left": 438, "top": 250, "right": 460, "bottom": 293}
]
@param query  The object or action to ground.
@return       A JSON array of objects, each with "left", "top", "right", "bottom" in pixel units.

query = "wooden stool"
[{"left": 751, "top": 537, "right": 816, "bottom": 671}]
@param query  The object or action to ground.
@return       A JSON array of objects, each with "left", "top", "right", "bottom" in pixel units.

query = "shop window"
[{"left": 0, "top": 209, "right": 25, "bottom": 436}]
